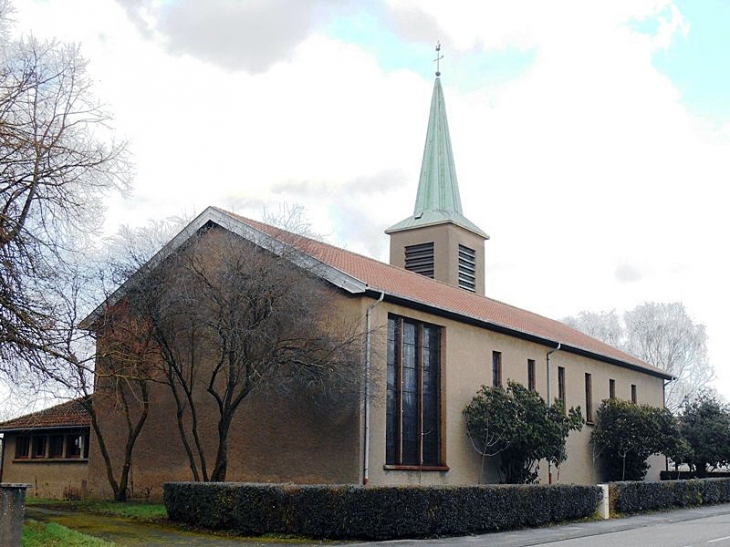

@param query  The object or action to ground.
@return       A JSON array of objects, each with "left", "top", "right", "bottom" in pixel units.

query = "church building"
[{"left": 0, "top": 68, "right": 671, "bottom": 500}]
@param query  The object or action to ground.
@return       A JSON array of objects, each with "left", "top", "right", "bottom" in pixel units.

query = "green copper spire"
[
  {"left": 386, "top": 73, "right": 488, "bottom": 238},
  {"left": 414, "top": 76, "right": 462, "bottom": 216}
]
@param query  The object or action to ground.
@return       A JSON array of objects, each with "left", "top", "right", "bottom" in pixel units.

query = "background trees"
[
  {"left": 563, "top": 302, "right": 713, "bottom": 411},
  {"left": 675, "top": 393, "right": 730, "bottom": 476},
  {"left": 464, "top": 381, "right": 583, "bottom": 484},
  {"left": 0, "top": 1, "right": 130, "bottom": 378}
]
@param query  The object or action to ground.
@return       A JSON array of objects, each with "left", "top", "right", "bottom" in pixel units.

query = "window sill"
[
  {"left": 384, "top": 465, "right": 450, "bottom": 472},
  {"left": 585, "top": 421, "right": 595, "bottom": 427},
  {"left": 13, "top": 458, "right": 89, "bottom": 464}
]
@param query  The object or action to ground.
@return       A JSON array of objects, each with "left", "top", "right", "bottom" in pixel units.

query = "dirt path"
[{"left": 26, "top": 506, "right": 333, "bottom": 546}]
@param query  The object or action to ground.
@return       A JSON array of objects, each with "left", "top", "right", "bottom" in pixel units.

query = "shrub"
[
  {"left": 165, "top": 482, "right": 602, "bottom": 540},
  {"left": 610, "top": 478, "right": 730, "bottom": 514},
  {"left": 592, "top": 399, "right": 680, "bottom": 481},
  {"left": 464, "top": 382, "right": 583, "bottom": 484}
]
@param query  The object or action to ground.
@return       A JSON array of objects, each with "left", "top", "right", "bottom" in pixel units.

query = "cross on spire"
[{"left": 434, "top": 41, "right": 443, "bottom": 77}]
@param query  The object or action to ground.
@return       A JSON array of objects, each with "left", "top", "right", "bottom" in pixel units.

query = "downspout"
[
  {"left": 363, "top": 290, "right": 385, "bottom": 485},
  {"left": 546, "top": 342, "right": 562, "bottom": 485}
]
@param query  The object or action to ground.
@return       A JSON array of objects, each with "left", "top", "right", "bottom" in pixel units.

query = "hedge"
[
  {"left": 610, "top": 478, "right": 730, "bottom": 514},
  {"left": 164, "top": 482, "right": 602, "bottom": 540},
  {"left": 660, "top": 471, "right": 730, "bottom": 481}
]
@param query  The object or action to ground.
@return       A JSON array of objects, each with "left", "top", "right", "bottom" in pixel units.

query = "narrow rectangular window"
[
  {"left": 631, "top": 384, "right": 638, "bottom": 404},
  {"left": 404, "top": 243, "right": 435, "bottom": 278},
  {"left": 32, "top": 436, "right": 47, "bottom": 459},
  {"left": 609, "top": 379, "right": 616, "bottom": 399},
  {"left": 558, "top": 366, "right": 566, "bottom": 410},
  {"left": 492, "top": 351, "right": 502, "bottom": 388},
  {"left": 458, "top": 245, "right": 477, "bottom": 292},
  {"left": 585, "top": 373, "right": 593, "bottom": 424},
  {"left": 386, "top": 315, "right": 442, "bottom": 468},
  {"left": 527, "top": 359, "right": 536, "bottom": 391},
  {"left": 15, "top": 436, "right": 30, "bottom": 459}
]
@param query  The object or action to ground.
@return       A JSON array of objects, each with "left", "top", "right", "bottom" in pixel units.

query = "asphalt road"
[{"left": 352, "top": 504, "right": 730, "bottom": 547}]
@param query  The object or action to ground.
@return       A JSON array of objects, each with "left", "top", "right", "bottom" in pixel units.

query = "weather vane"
[{"left": 434, "top": 41, "right": 443, "bottom": 77}]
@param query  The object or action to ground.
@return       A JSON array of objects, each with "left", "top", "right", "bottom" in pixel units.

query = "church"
[{"left": 0, "top": 70, "right": 671, "bottom": 500}]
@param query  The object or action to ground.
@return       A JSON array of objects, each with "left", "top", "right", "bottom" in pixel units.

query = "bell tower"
[{"left": 386, "top": 46, "right": 489, "bottom": 295}]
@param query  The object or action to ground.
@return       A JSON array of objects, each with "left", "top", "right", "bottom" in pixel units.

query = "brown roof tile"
[
  {"left": 221, "top": 208, "right": 670, "bottom": 379},
  {"left": 0, "top": 398, "right": 90, "bottom": 432}
]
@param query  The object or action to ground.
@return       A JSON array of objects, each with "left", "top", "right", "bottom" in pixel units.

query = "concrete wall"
[{"left": 0, "top": 434, "right": 88, "bottom": 499}]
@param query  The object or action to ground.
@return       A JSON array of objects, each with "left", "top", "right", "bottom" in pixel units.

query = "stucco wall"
[
  {"left": 0, "top": 434, "right": 88, "bottom": 499},
  {"left": 364, "top": 299, "right": 667, "bottom": 486}
]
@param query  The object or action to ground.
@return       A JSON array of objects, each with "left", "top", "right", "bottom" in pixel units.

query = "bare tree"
[
  {"left": 0, "top": 9, "right": 130, "bottom": 376},
  {"left": 563, "top": 302, "right": 713, "bottom": 411},
  {"left": 118, "top": 225, "right": 366, "bottom": 482}
]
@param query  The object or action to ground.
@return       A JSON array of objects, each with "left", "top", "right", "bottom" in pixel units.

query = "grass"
[
  {"left": 26, "top": 497, "right": 168, "bottom": 523},
  {"left": 22, "top": 519, "right": 115, "bottom": 547}
]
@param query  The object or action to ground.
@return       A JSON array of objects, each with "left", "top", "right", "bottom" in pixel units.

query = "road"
[{"left": 352, "top": 504, "right": 730, "bottom": 547}]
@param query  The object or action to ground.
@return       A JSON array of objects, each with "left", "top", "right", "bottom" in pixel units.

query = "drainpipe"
[
  {"left": 546, "top": 342, "right": 562, "bottom": 485},
  {"left": 363, "top": 291, "right": 385, "bottom": 485}
]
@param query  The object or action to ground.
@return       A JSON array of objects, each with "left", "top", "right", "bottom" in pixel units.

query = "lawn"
[{"left": 23, "top": 519, "right": 115, "bottom": 547}]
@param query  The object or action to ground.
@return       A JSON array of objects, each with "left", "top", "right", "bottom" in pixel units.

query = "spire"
[
  {"left": 386, "top": 46, "right": 488, "bottom": 239},
  {"left": 413, "top": 75, "right": 463, "bottom": 217}
]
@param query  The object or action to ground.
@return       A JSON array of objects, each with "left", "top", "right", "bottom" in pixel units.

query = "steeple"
[
  {"left": 386, "top": 47, "right": 489, "bottom": 295},
  {"left": 386, "top": 71, "right": 488, "bottom": 238}
]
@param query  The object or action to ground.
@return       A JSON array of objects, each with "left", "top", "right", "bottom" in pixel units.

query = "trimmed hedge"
[
  {"left": 660, "top": 471, "right": 730, "bottom": 481},
  {"left": 164, "top": 482, "right": 601, "bottom": 540},
  {"left": 610, "top": 478, "right": 730, "bottom": 514}
]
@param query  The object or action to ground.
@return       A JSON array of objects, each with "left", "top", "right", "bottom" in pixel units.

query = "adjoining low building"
[{"left": 0, "top": 398, "right": 90, "bottom": 499}]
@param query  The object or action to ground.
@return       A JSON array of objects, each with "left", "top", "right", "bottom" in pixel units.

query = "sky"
[{"left": 7, "top": 0, "right": 730, "bottom": 403}]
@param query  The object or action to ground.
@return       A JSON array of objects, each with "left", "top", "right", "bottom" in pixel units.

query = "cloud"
[
  {"left": 272, "top": 169, "right": 408, "bottom": 197},
  {"left": 114, "top": 0, "right": 350, "bottom": 73},
  {"left": 614, "top": 262, "right": 644, "bottom": 283}
]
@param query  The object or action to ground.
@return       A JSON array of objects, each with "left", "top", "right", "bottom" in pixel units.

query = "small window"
[
  {"left": 609, "top": 379, "right": 616, "bottom": 400},
  {"left": 631, "top": 384, "right": 638, "bottom": 404},
  {"left": 32, "top": 436, "right": 47, "bottom": 459},
  {"left": 492, "top": 351, "right": 502, "bottom": 388},
  {"left": 49, "top": 435, "right": 65, "bottom": 458},
  {"left": 558, "top": 366, "right": 566, "bottom": 410},
  {"left": 458, "top": 245, "right": 477, "bottom": 292},
  {"left": 585, "top": 373, "right": 593, "bottom": 423},
  {"left": 405, "top": 243, "right": 435, "bottom": 278},
  {"left": 527, "top": 359, "right": 536, "bottom": 391},
  {"left": 15, "top": 436, "right": 30, "bottom": 459}
]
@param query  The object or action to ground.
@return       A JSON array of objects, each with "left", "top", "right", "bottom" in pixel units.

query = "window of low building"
[
  {"left": 631, "top": 384, "right": 638, "bottom": 404},
  {"left": 15, "top": 436, "right": 30, "bottom": 459},
  {"left": 32, "top": 436, "right": 47, "bottom": 459},
  {"left": 558, "top": 366, "right": 566, "bottom": 410},
  {"left": 609, "top": 378, "right": 616, "bottom": 399},
  {"left": 49, "top": 434, "right": 65, "bottom": 458},
  {"left": 12, "top": 431, "right": 90, "bottom": 461}
]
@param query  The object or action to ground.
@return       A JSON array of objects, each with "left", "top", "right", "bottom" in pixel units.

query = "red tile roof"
[
  {"left": 219, "top": 208, "right": 670, "bottom": 379},
  {"left": 0, "top": 398, "right": 90, "bottom": 432}
]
